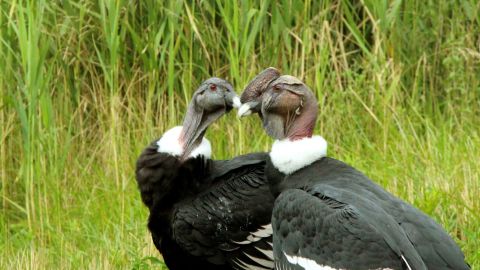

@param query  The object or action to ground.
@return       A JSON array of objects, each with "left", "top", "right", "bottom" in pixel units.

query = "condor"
[
  {"left": 136, "top": 78, "right": 275, "bottom": 270},
  {"left": 239, "top": 69, "right": 470, "bottom": 270}
]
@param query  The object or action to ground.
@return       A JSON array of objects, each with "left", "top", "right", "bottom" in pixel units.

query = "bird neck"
[
  {"left": 285, "top": 100, "right": 318, "bottom": 141},
  {"left": 178, "top": 104, "right": 209, "bottom": 159},
  {"left": 156, "top": 126, "right": 211, "bottom": 159}
]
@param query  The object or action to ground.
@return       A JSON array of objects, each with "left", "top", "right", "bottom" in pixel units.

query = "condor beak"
[
  {"left": 225, "top": 91, "right": 241, "bottom": 109},
  {"left": 238, "top": 67, "right": 280, "bottom": 118},
  {"left": 237, "top": 100, "right": 261, "bottom": 118}
]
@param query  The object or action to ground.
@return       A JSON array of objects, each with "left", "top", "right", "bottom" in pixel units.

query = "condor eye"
[{"left": 210, "top": 84, "right": 217, "bottom": 91}]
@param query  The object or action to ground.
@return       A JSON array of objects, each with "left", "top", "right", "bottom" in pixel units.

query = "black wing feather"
[
  {"left": 269, "top": 157, "right": 470, "bottom": 270},
  {"left": 172, "top": 153, "right": 275, "bottom": 269},
  {"left": 272, "top": 186, "right": 427, "bottom": 270},
  {"left": 136, "top": 139, "right": 234, "bottom": 269},
  {"left": 136, "top": 139, "right": 275, "bottom": 269}
]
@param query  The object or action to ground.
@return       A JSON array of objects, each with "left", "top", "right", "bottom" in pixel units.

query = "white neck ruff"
[
  {"left": 156, "top": 126, "right": 212, "bottom": 159},
  {"left": 269, "top": 136, "right": 327, "bottom": 175}
]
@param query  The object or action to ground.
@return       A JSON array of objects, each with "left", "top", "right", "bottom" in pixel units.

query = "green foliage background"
[{"left": 1, "top": 0, "right": 479, "bottom": 269}]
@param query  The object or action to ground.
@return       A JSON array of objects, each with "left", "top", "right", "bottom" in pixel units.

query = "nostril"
[{"left": 210, "top": 84, "right": 217, "bottom": 91}]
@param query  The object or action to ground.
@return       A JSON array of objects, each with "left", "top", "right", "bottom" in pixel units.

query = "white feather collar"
[
  {"left": 156, "top": 126, "right": 212, "bottom": 158},
  {"left": 269, "top": 136, "right": 327, "bottom": 175}
]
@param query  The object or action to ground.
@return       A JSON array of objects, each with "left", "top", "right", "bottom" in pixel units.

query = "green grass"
[{"left": 1, "top": 0, "right": 479, "bottom": 269}]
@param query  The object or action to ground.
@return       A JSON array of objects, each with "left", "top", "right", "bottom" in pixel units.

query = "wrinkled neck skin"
[
  {"left": 267, "top": 100, "right": 327, "bottom": 178},
  {"left": 178, "top": 102, "right": 225, "bottom": 160},
  {"left": 179, "top": 104, "right": 207, "bottom": 160},
  {"left": 284, "top": 101, "right": 318, "bottom": 141}
]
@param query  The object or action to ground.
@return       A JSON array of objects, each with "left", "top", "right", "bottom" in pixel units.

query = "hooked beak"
[
  {"left": 237, "top": 100, "right": 261, "bottom": 118},
  {"left": 238, "top": 67, "right": 281, "bottom": 118},
  {"left": 224, "top": 91, "right": 241, "bottom": 109}
]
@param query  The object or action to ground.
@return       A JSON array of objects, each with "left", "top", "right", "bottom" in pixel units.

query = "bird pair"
[{"left": 136, "top": 68, "right": 470, "bottom": 270}]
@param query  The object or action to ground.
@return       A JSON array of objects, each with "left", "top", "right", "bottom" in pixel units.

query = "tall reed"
[{"left": 1, "top": 0, "right": 478, "bottom": 268}]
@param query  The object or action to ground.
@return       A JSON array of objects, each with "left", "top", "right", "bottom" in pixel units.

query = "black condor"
[
  {"left": 136, "top": 78, "right": 275, "bottom": 270},
  {"left": 239, "top": 69, "right": 470, "bottom": 270}
]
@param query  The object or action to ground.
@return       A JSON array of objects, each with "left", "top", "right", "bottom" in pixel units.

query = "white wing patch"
[
  {"left": 401, "top": 255, "right": 412, "bottom": 270},
  {"left": 276, "top": 261, "right": 294, "bottom": 270},
  {"left": 234, "top": 258, "right": 270, "bottom": 270},
  {"left": 253, "top": 224, "right": 273, "bottom": 238},
  {"left": 231, "top": 224, "right": 274, "bottom": 269},
  {"left": 232, "top": 224, "right": 272, "bottom": 245},
  {"left": 283, "top": 252, "right": 342, "bottom": 270},
  {"left": 283, "top": 252, "right": 395, "bottom": 270},
  {"left": 244, "top": 252, "right": 274, "bottom": 269},
  {"left": 254, "top": 245, "right": 274, "bottom": 260}
]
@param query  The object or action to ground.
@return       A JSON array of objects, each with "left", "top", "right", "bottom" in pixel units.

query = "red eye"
[{"left": 210, "top": 84, "right": 217, "bottom": 91}]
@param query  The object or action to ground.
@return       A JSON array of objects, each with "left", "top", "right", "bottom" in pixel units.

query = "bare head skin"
[
  {"left": 239, "top": 70, "right": 318, "bottom": 141},
  {"left": 260, "top": 75, "right": 318, "bottom": 140},
  {"left": 238, "top": 67, "right": 281, "bottom": 118},
  {"left": 180, "top": 78, "right": 239, "bottom": 159}
]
